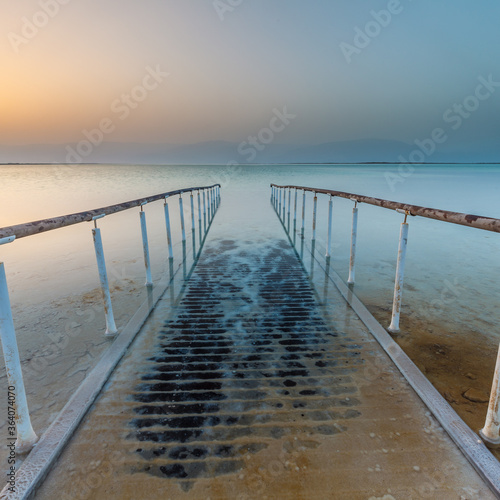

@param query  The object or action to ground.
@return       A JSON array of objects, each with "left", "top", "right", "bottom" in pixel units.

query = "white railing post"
[
  {"left": 207, "top": 189, "right": 211, "bottom": 223},
  {"left": 287, "top": 189, "right": 291, "bottom": 231},
  {"left": 294, "top": 188, "right": 298, "bottom": 224},
  {"left": 163, "top": 199, "right": 174, "bottom": 260},
  {"left": 190, "top": 192, "right": 195, "bottom": 232},
  {"left": 203, "top": 190, "right": 207, "bottom": 233},
  {"left": 480, "top": 346, "right": 500, "bottom": 446},
  {"left": 312, "top": 192, "right": 318, "bottom": 241},
  {"left": 347, "top": 200, "right": 359, "bottom": 284},
  {"left": 208, "top": 188, "right": 212, "bottom": 221},
  {"left": 282, "top": 188, "right": 286, "bottom": 221},
  {"left": 197, "top": 191, "right": 202, "bottom": 225},
  {"left": 197, "top": 191, "right": 202, "bottom": 243},
  {"left": 139, "top": 203, "right": 153, "bottom": 286},
  {"left": 179, "top": 194, "right": 186, "bottom": 242},
  {"left": 388, "top": 210, "right": 410, "bottom": 333},
  {"left": 326, "top": 195, "right": 333, "bottom": 258},
  {"left": 0, "top": 237, "right": 39, "bottom": 453},
  {"left": 91, "top": 216, "right": 118, "bottom": 337},
  {"left": 301, "top": 190, "right": 306, "bottom": 238},
  {"left": 279, "top": 188, "right": 282, "bottom": 218}
]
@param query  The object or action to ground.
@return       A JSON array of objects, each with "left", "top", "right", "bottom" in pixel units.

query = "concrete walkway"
[{"left": 32, "top": 193, "right": 496, "bottom": 500}]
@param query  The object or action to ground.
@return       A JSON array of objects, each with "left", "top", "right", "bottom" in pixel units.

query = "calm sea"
[{"left": 1, "top": 163, "right": 500, "bottom": 349}]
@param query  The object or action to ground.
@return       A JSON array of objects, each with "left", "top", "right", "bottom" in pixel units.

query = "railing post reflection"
[{"left": 182, "top": 240, "right": 187, "bottom": 281}]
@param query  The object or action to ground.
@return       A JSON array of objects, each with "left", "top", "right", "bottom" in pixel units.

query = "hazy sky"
[{"left": 1, "top": 0, "right": 500, "bottom": 151}]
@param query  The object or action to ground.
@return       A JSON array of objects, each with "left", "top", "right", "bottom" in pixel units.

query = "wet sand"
[
  {"left": 368, "top": 301, "right": 500, "bottom": 461},
  {"left": 0, "top": 278, "right": 147, "bottom": 484}
]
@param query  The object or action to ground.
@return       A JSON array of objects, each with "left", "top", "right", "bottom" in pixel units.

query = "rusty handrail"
[
  {"left": 270, "top": 184, "right": 500, "bottom": 234},
  {"left": 0, "top": 184, "right": 221, "bottom": 240}
]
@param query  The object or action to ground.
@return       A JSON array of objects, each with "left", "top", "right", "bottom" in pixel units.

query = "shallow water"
[
  {"left": 1, "top": 163, "right": 500, "bottom": 335},
  {"left": 1, "top": 163, "right": 500, "bottom": 449}
]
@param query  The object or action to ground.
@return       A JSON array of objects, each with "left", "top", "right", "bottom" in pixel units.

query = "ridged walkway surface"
[{"left": 35, "top": 197, "right": 495, "bottom": 499}]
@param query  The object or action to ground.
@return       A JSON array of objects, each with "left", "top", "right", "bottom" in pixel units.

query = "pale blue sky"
[{"left": 1, "top": 0, "right": 499, "bottom": 154}]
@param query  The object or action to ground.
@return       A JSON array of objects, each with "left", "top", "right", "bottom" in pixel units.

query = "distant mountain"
[{"left": 0, "top": 139, "right": 498, "bottom": 164}]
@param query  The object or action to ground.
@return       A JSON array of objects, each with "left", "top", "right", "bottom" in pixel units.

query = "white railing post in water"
[
  {"left": 207, "top": 189, "right": 212, "bottom": 223},
  {"left": 163, "top": 199, "right": 174, "bottom": 260},
  {"left": 282, "top": 188, "right": 286, "bottom": 221},
  {"left": 278, "top": 188, "right": 282, "bottom": 218},
  {"left": 91, "top": 215, "right": 118, "bottom": 337},
  {"left": 0, "top": 237, "right": 39, "bottom": 453},
  {"left": 179, "top": 194, "right": 186, "bottom": 242},
  {"left": 293, "top": 189, "right": 298, "bottom": 244},
  {"left": 203, "top": 190, "right": 207, "bottom": 233},
  {"left": 139, "top": 203, "right": 153, "bottom": 287},
  {"left": 287, "top": 189, "right": 291, "bottom": 231},
  {"left": 197, "top": 191, "right": 202, "bottom": 224},
  {"left": 388, "top": 210, "right": 410, "bottom": 333},
  {"left": 326, "top": 195, "right": 333, "bottom": 258},
  {"left": 197, "top": 191, "right": 203, "bottom": 243},
  {"left": 301, "top": 190, "right": 306, "bottom": 238},
  {"left": 208, "top": 188, "right": 212, "bottom": 221},
  {"left": 480, "top": 346, "right": 500, "bottom": 446},
  {"left": 190, "top": 193, "right": 195, "bottom": 232},
  {"left": 312, "top": 192, "right": 318, "bottom": 241},
  {"left": 294, "top": 188, "right": 298, "bottom": 223},
  {"left": 347, "top": 200, "right": 359, "bottom": 284}
]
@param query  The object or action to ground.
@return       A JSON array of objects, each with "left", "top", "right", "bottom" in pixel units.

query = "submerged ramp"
[
  {"left": 34, "top": 232, "right": 495, "bottom": 498},
  {"left": 131, "top": 239, "right": 360, "bottom": 482}
]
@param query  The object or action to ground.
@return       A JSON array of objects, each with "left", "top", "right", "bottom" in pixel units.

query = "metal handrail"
[
  {"left": 270, "top": 183, "right": 500, "bottom": 449},
  {"left": 0, "top": 182, "right": 221, "bottom": 454},
  {"left": 0, "top": 184, "right": 221, "bottom": 240},
  {"left": 270, "top": 184, "right": 500, "bottom": 233}
]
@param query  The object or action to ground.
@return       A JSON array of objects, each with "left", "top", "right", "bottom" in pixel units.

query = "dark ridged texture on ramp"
[{"left": 128, "top": 239, "right": 361, "bottom": 487}]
